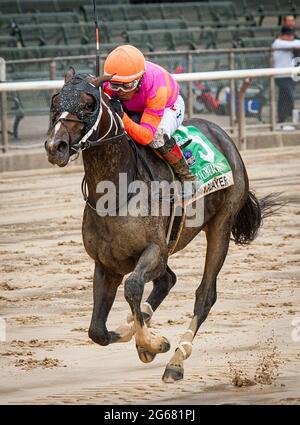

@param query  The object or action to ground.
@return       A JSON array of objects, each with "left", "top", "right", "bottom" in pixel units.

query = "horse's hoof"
[
  {"left": 159, "top": 336, "right": 171, "bottom": 353},
  {"left": 162, "top": 365, "right": 184, "bottom": 383},
  {"left": 137, "top": 346, "right": 157, "bottom": 363}
]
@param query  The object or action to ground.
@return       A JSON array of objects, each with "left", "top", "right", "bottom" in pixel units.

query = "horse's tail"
[{"left": 231, "top": 191, "right": 284, "bottom": 245}]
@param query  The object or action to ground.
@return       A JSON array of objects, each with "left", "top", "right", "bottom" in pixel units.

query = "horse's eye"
[{"left": 85, "top": 103, "right": 94, "bottom": 112}]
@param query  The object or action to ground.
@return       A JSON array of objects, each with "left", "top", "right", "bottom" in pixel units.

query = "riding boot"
[{"left": 156, "top": 134, "right": 198, "bottom": 200}]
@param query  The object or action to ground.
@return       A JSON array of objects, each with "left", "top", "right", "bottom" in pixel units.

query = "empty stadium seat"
[
  {"left": 235, "top": 0, "right": 299, "bottom": 25},
  {"left": 101, "top": 19, "right": 187, "bottom": 43},
  {"left": 125, "top": 29, "right": 174, "bottom": 51},
  {"left": 125, "top": 27, "right": 217, "bottom": 51},
  {"left": 208, "top": 28, "right": 236, "bottom": 49},
  {"left": 9, "top": 22, "right": 109, "bottom": 48},
  {"left": 0, "top": 43, "right": 118, "bottom": 62},
  {"left": 237, "top": 36, "right": 275, "bottom": 48},
  {"left": 80, "top": 5, "right": 128, "bottom": 22},
  {"left": 172, "top": 28, "right": 215, "bottom": 50},
  {"left": 0, "top": 35, "right": 19, "bottom": 48},
  {"left": 81, "top": 1, "right": 243, "bottom": 24},
  {"left": 11, "top": 23, "right": 66, "bottom": 47},
  {"left": 248, "top": 26, "right": 281, "bottom": 38},
  {"left": 0, "top": 11, "right": 81, "bottom": 31},
  {"left": 0, "top": 0, "right": 113, "bottom": 14}
]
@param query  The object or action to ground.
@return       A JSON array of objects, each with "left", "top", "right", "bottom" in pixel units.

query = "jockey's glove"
[{"left": 109, "top": 98, "right": 124, "bottom": 118}]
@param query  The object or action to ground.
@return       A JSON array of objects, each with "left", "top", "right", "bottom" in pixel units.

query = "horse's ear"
[
  {"left": 92, "top": 74, "right": 114, "bottom": 88},
  {"left": 64, "top": 67, "right": 76, "bottom": 83}
]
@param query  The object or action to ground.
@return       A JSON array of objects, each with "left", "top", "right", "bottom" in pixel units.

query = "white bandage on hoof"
[
  {"left": 142, "top": 302, "right": 154, "bottom": 318},
  {"left": 177, "top": 341, "right": 193, "bottom": 360}
]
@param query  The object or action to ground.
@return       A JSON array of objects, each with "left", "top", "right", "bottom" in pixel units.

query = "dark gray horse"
[{"left": 45, "top": 69, "right": 278, "bottom": 382}]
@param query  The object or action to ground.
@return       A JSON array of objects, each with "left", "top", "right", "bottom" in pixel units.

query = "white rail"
[
  {"left": 174, "top": 66, "right": 300, "bottom": 82},
  {"left": 0, "top": 66, "right": 300, "bottom": 92},
  {"left": 1, "top": 65, "right": 300, "bottom": 153}
]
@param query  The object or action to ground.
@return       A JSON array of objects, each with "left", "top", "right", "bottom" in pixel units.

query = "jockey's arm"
[
  {"left": 106, "top": 86, "right": 168, "bottom": 146},
  {"left": 122, "top": 112, "right": 155, "bottom": 145}
]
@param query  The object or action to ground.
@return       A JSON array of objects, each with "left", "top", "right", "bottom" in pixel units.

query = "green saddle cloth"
[{"left": 172, "top": 125, "right": 234, "bottom": 197}]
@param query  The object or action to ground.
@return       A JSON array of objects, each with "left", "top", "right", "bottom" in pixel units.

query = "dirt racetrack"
[{"left": 0, "top": 145, "right": 299, "bottom": 405}]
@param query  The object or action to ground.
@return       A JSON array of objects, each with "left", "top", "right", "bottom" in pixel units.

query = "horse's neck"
[{"left": 82, "top": 102, "right": 133, "bottom": 201}]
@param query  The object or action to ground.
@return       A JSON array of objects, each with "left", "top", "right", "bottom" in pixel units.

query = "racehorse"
[{"left": 45, "top": 68, "right": 279, "bottom": 382}]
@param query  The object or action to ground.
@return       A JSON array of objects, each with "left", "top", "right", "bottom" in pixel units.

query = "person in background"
[
  {"left": 272, "top": 26, "right": 300, "bottom": 128},
  {"left": 282, "top": 15, "right": 296, "bottom": 30},
  {"left": 282, "top": 15, "right": 300, "bottom": 59}
]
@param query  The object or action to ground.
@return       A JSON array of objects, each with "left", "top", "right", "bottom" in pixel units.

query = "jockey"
[{"left": 103, "top": 44, "right": 196, "bottom": 189}]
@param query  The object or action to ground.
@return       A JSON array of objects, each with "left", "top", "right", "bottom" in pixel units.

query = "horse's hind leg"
[
  {"left": 88, "top": 262, "right": 125, "bottom": 345},
  {"left": 124, "top": 243, "right": 171, "bottom": 363},
  {"left": 163, "top": 213, "right": 234, "bottom": 382}
]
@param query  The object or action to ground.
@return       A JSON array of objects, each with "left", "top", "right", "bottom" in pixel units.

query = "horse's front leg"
[
  {"left": 88, "top": 262, "right": 125, "bottom": 345},
  {"left": 124, "top": 243, "right": 171, "bottom": 363}
]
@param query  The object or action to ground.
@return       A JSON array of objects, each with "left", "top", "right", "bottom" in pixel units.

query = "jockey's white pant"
[{"left": 149, "top": 94, "right": 185, "bottom": 149}]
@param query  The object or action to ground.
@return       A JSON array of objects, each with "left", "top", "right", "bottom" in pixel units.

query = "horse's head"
[{"left": 45, "top": 67, "right": 112, "bottom": 167}]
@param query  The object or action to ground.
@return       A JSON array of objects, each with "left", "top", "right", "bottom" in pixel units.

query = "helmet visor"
[{"left": 109, "top": 79, "right": 140, "bottom": 93}]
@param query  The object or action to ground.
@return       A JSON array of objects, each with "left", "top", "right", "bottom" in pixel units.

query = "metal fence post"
[
  {"left": 49, "top": 60, "right": 57, "bottom": 80},
  {"left": 270, "top": 76, "right": 276, "bottom": 131},
  {"left": 49, "top": 60, "right": 57, "bottom": 97},
  {"left": 0, "top": 57, "right": 8, "bottom": 153},
  {"left": 187, "top": 52, "right": 193, "bottom": 118},
  {"left": 269, "top": 52, "right": 276, "bottom": 131},
  {"left": 237, "top": 78, "right": 252, "bottom": 150},
  {"left": 229, "top": 52, "right": 236, "bottom": 134}
]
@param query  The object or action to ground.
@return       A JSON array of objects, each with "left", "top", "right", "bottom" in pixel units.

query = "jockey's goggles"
[{"left": 109, "top": 79, "right": 140, "bottom": 93}]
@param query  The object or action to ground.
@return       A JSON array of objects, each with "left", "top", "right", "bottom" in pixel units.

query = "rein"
[{"left": 72, "top": 96, "right": 126, "bottom": 152}]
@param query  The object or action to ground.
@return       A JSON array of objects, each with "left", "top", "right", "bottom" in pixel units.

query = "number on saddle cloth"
[{"left": 172, "top": 125, "right": 234, "bottom": 197}]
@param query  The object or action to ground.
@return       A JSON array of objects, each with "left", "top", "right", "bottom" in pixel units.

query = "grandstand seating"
[
  {"left": 124, "top": 28, "right": 217, "bottom": 51},
  {"left": 233, "top": 0, "right": 299, "bottom": 24},
  {"left": 239, "top": 0, "right": 297, "bottom": 15},
  {"left": 0, "top": 0, "right": 128, "bottom": 14},
  {"left": 0, "top": 35, "right": 19, "bottom": 48},
  {"left": 10, "top": 22, "right": 108, "bottom": 47},
  {"left": 125, "top": 29, "right": 174, "bottom": 51},
  {"left": 0, "top": 11, "right": 81, "bottom": 32},
  {"left": 11, "top": 19, "right": 190, "bottom": 47},
  {"left": 237, "top": 36, "right": 276, "bottom": 48},
  {"left": 0, "top": 43, "right": 119, "bottom": 62},
  {"left": 247, "top": 26, "right": 281, "bottom": 38},
  {"left": 80, "top": 1, "right": 250, "bottom": 23}
]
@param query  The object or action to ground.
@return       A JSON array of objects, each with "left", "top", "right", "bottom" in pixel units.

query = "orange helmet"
[{"left": 104, "top": 45, "right": 146, "bottom": 83}]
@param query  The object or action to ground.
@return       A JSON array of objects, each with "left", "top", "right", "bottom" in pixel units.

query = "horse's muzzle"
[{"left": 44, "top": 139, "right": 69, "bottom": 167}]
